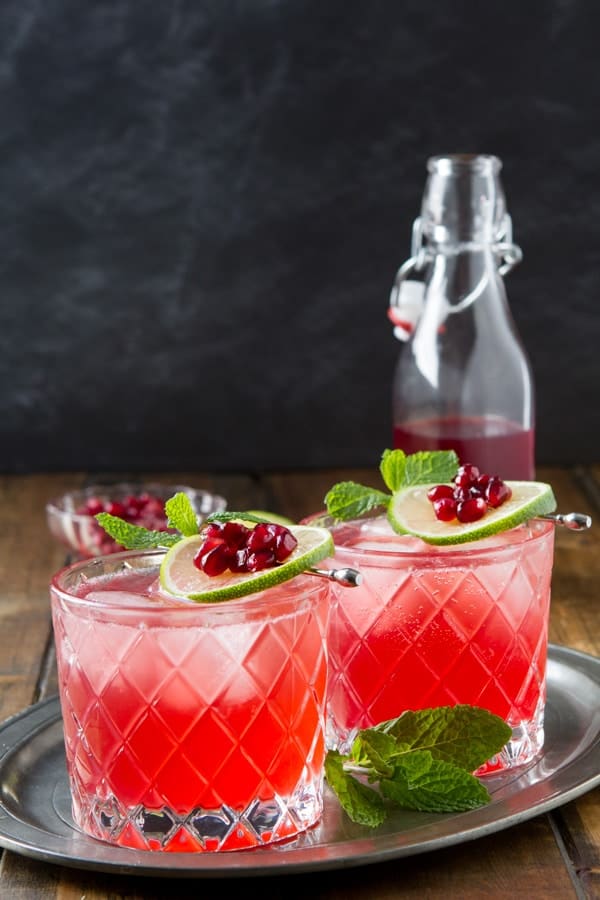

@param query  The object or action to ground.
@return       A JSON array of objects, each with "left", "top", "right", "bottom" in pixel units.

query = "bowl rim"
[{"left": 46, "top": 482, "right": 227, "bottom": 520}]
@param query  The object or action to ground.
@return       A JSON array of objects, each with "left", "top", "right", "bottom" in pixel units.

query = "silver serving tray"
[{"left": 0, "top": 644, "right": 598, "bottom": 878}]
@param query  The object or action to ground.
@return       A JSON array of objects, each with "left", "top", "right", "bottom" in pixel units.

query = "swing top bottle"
[{"left": 390, "top": 154, "right": 535, "bottom": 479}]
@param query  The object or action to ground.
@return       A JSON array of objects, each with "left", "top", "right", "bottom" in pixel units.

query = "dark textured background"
[{"left": 1, "top": 0, "right": 599, "bottom": 473}]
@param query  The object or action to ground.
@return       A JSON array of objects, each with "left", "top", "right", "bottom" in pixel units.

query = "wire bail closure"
[{"left": 388, "top": 214, "right": 523, "bottom": 340}]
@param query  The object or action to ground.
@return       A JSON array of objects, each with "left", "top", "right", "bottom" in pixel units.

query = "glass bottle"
[{"left": 389, "top": 154, "right": 535, "bottom": 479}]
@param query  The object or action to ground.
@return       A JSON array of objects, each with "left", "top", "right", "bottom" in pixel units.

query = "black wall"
[{"left": 1, "top": 0, "right": 599, "bottom": 473}]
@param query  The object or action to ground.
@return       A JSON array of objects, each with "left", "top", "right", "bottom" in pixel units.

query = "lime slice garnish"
[
  {"left": 388, "top": 481, "right": 557, "bottom": 545},
  {"left": 159, "top": 525, "right": 334, "bottom": 603}
]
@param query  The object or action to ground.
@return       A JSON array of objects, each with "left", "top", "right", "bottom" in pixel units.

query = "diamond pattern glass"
[
  {"left": 324, "top": 519, "right": 554, "bottom": 773},
  {"left": 51, "top": 555, "right": 330, "bottom": 851}
]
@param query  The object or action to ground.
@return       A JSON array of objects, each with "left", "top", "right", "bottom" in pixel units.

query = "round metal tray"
[{"left": 0, "top": 644, "right": 598, "bottom": 878}]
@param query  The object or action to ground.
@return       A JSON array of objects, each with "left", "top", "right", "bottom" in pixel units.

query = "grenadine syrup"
[{"left": 393, "top": 415, "right": 535, "bottom": 480}]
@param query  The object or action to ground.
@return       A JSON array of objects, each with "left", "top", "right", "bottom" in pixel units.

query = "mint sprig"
[
  {"left": 95, "top": 513, "right": 181, "bottom": 550},
  {"left": 325, "top": 449, "right": 459, "bottom": 521},
  {"left": 326, "top": 705, "right": 511, "bottom": 825},
  {"left": 95, "top": 496, "right": 277, "bottom": 551}
]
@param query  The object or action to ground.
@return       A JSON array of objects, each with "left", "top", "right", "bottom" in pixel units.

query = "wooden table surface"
[{"left": 0, "top": 466, "right": 598, "bottom": 899}]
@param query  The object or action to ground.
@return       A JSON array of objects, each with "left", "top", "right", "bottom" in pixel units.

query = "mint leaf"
[
  {"left": 206, "top": 511, "right": 277, "bottom": 525},
  {"left": 375, "top": 705, "right": 512, "bottom": 772},
  {"left": 326, "top": 705, "right": 510, "bottom": 826},
  {"left": 165, "top": 492, "right": 199, "bottom": 537},
  {"left": 379, "top": 448, "right": 459, "bottom": 493},
  {"left": 402, "top": 450, "right": 459, "bottom": 487},
  {"left": 95, "top": 513, "right": 181, "bottom": 550},
  {"left": 380, "top": 752, "right": 491, "bottom": 813},
  {"left": 325, "top": 750, "right": 387, "bottom": 827},
  {"left": 324, "top": 449, "right": 460, "bottom": 523},
  {"left": 350, "top": 730, "right": 400, "bottom": 777},
  {"left": 324, "top": 482, "right": 390, "bottom": 521},
  {"left": 379, "top": 449, "right": 407, "bottom": 492}
]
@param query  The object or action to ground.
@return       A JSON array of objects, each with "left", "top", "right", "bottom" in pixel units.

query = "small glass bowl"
[{"left": 46, "top": 483, "right": 227, "bottom": 558}]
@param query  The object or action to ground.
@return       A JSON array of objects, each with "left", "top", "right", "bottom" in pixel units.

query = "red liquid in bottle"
[{"left": 393, "top": 415, "right": 535, "bottom": 480}]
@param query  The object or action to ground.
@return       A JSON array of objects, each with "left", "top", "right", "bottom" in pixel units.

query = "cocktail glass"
[
  {"left": 304, "top": 513, "right": 554, "bottom": 774},
  {"left": 50, "top": 550, "right": 330, "bottom": 851}
]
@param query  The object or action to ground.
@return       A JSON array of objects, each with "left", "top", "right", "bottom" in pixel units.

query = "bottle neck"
[
  {"left": 422, "top": 248, "right": 506, "bottom": 320},
  {"left": 388, "top": 155, "right": 522, "bottom": 340},
  {"left": 406, "top": 211, "right": 522, "bottom": 281},
  {"left": 423, "top": 241, "right": 502, "bottom": 260},
  {"left": 421, "top": 154, "right": 507, "bottom": 245}
]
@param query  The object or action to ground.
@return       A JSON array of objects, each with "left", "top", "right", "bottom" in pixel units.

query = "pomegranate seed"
[
  {"left": 427, "top": 484, "right": 454, "bottom": 502},
  {"left": 144, "top": 498, "right": 164, "bottom": 517},
  {"left": 246, "top": 549, "right": 276, "bottom": 572},
  {"left": 453, "top": 486, "right": 477, "bottom": 502},
  {"left": 106, "top": 501, "right": 126, "bottom": 517},
  {"left": 222, "top": 521, "right": 250, "bottom": 548},
  {"left": 433, "top": 497, "right": 458, "bottom": 521},
  {"left": 455, "top": 464, "right": 481, "bottom": 489},
  {"left": 485, "top": 477, "right": 512, "bottom": 508},
  {"left": 474, "top": 474, "right": 491, "bottom": 493},
  {"left": 229, "top": 549, "right": 249, "bottom": 572},
  {"left": 247, "top": 523, "right": 278, "bottom": 553},
  {"left": 456, "top": 497, "right": 487, "bottom": 523},
  {"left": 197, "top": 535, "right": 227, "bottom": 556},
  {"left": 84, "top": 497, "right": 104, "bottom": 516},
  {"left": 274, "top": 529, "right": 298, "bottom": 561},
  {"left": 196, "top": 543, "right": 232, "bottom": 576}
]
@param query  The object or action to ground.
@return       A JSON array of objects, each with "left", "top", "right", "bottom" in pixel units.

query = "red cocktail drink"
[
  {"left": 51, "top": 551, "right": 330, "bottom": 851},
  {"left": 393, "top": 415, "right": 535, "bottom": 480},
  {"left": 319, "top": 515, "right": 554, "bottom": 773}
]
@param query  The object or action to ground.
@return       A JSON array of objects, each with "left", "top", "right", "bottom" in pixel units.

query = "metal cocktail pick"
[
  {"left": 309, "top": 566, "right": 363, "bottom": 587},
  {"left": 541, "top": 512, "right": 592, "bottom": 531}
]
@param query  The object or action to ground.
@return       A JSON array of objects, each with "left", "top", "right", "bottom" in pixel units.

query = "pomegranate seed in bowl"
[{"left": 46, "top": 483, "right": 227, "bottom": 558}]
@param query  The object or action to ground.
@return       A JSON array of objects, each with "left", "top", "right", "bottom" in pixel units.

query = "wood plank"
[
  {"left": 0, "top": 855, "right": 60, "bottom": 899},
  {"left": 0, "top": 817, "right": 580, "bottom": 899},
  {"left": 550, "top": 464, "right": 600, "bottom": 899},
  {"left": 554, "top": 795, "right": 600, "bottom": 900},
  {"left": 539, "top": 467, "right": 600, "bottom": 658},
  {"left": 0, "top": 474, "right": 84, "bottom": 720}
]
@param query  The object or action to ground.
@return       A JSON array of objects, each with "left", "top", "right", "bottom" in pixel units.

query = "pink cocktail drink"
[
  {"left": 51, "top": 551, "right": 330, "bottom": 851},
  {"left": 321, "top": 515, "right": 554, "bottom": 773}
]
